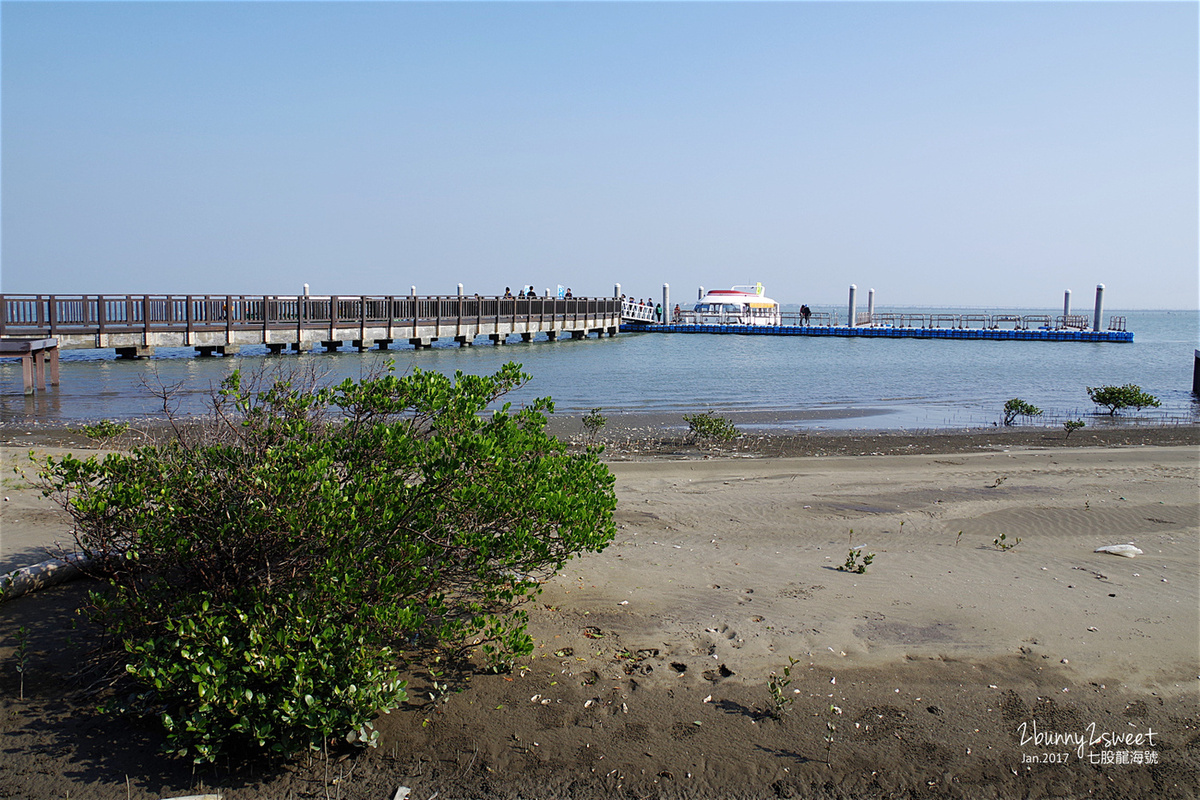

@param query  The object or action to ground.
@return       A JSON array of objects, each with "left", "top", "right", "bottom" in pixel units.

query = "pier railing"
[{"left": 0, "top": 294, "right": 622, "bottom": 339}]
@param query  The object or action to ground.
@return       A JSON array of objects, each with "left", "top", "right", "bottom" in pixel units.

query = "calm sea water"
[{"left": 3, "top": 308, "right": 1197, "bottom": 432}]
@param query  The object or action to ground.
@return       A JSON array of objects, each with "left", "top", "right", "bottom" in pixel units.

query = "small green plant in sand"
[
  {"left": 1087, "top": 384, "right": 1160, "bottom": 416},
  {"left": 683, "top": 411, "right": 739, "bottom": 444},
  {"left": 78, "top": 420, "right": 130, "bottom": 442},
  {"left": 766, "top": 656, "right": 800, "bottom": 719},
  {"left": 1063, "top": 419, "right": 1085, "bottom": 439},
  {"left": 992, "top": 533, "right": 1022, "bottom": 551},
  {"left": 1002, "top": 398, "right": 1043, "bottom": 426},
  {"left": 582, "top": 408, "right": 607, "bottom": 443},
  {"left": 836, "top": 530, "right": 874, "bottom": 573},
  {"left": 13, "top": 626, "right": 30, "bottom": 700}
]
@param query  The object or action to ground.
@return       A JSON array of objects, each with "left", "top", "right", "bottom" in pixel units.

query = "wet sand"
[{"left": 0, "top": 426, "right": 1197, "bottom": 799}]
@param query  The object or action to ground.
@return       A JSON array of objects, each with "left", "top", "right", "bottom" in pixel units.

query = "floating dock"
[
  {"left": 619, "top": 322, "right": 1132, "bottom": 342},
  {"left": 619, "top": 283, "right": 1133, "bottom": 343}
]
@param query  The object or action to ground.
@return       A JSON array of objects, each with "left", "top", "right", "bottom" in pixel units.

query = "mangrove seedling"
[
  {"left": 582, "top": 408, "right": 607, "bottom": 443},
  {"left": 78, "top": 420, "right": 130, "bottom": 442},
  {"left": 825, "top": 703, "right": 842, "bottom": 764},
  {"left": 836, "top": 530, "right": 874, "bottom": 573},
  {"left": 1063, "top": 419, "right": 1085, "bottom": 439},
  {"left": 767, "top": 656, "right": 800, "bottom": 719},
  {"left": 14, "top": 626, "right": 29, "bottom": 700},
  {"left": 993, "top": 533, "right": 1022, "bottom": 551}
]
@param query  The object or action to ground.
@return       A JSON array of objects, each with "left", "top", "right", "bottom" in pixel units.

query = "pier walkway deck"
[{"left": 0, "top": 294, "right": 622, "bottom": 358}]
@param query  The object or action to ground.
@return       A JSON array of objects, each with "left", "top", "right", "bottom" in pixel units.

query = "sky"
[{"left": 1, "top": 1, "right": 1196, "bottom": 309}]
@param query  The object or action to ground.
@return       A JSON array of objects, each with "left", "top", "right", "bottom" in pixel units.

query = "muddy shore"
[{"left": 0, "top": 424, "right": 1196, "bottom": 799}]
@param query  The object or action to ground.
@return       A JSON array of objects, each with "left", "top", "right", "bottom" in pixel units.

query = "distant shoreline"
[{"left": 4, "top": 412, "right": 1197, "bottom": 460}]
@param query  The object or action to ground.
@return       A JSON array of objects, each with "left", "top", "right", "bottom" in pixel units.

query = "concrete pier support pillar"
[
  {"left": 1063, "top": 289, "right": 1072, "bottom": 318},
  {"left": 1092, "top": 284, "right": 1104, "bottom": 331},
  {"left": 352, "top": 340, "right": 371, "bottom": 352},
  {"left": 321, "top": 340, "right": 343, "bottom": 353},
  {"left": 454, "top": 335, "right": 473, "bottom": 347},
  {"left": 409, "top": 337, "right": 434, "bottom": 349},
  {"left": 375, "top": 339, "right": 392, "bottom": 350},
  {"left": 662, "top": 283, "right": 670, "bottom": 324},
  {"left": 520, "top": 332, "right": 533, "bottom": 342},
  {"left": 290, "top": 341, "right": 312, "bottom": 353},
  {"left": 195, "top": 345, "right": 239, "bottom": 357},
  {"left": 847, "top": 285, "right": 857, "bottom": 328},
  {"left": 867, "top": 289, "right": 875, "bottom": 325},
  {"left": 546, "top": 330, "right": 559, "bottom": 341},
  {"left": 266, "top": 343, "right": 287, "bottom": 355},
  {"left": 115, "top": 346, "right": 154, "bottom": 359},
  {"left": 489, "top": 334, "right": 507, "bottom": 346},
  {"left": 571, "top": 330, "right": 587, "bottom": 340}
]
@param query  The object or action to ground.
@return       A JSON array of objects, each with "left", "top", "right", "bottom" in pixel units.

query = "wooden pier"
[
  {"left": 0, "top": 294, "right": 622, "bottom": 358},
  {"left": 0, "top": 338, "right": 60, "bottom": 394}
]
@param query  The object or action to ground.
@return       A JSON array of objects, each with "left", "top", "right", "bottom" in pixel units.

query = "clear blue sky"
[{"left": 2, "top": 1, "right": 1196, "bottom": 309}]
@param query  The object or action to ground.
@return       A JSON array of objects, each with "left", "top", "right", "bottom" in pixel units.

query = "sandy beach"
[{"left": 1, "top": 427, "right": 1197, "bottom": 799}]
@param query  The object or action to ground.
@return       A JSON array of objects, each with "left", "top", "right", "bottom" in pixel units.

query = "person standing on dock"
[
  {"left": 801, "top": 304, "right": 811, "bottom": 325},
  {"left": 655, "top": 303, "right": 663, "bottom": 322}
]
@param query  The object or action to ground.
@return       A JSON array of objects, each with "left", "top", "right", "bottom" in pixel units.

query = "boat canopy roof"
[{"left": 698, "top": 285, "right": 778, "bottom": 307}]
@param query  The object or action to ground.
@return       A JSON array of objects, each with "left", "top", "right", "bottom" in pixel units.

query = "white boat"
[{"left": 692, "top": 284, "right": 781, "bottom": 326}]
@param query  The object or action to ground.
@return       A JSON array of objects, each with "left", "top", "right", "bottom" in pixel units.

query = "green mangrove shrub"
[
  {"left": 1086, "top": 384, "right": 1161, "bottom": 415},
  {"left": 37, "top": 363, "right": 617, "bottom": 763},
  {"left": 1063, "top": 419, "right": 1085, "bottom": 439},
  {"left": 683, "top": 411, "right": 740, "bottom": 444},
  {"left": 1002, "top": 398, "right": 1043, "bottom": 426}
]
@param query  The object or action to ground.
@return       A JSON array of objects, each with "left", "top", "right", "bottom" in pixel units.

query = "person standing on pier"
[{"left": 655, "top": 303, "right": 663, "bottom": 322}]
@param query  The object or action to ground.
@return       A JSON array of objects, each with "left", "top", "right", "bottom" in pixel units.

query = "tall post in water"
[
  {"left": 457, "top": 283, "right": 463, "bottom": 296},
  {"left": 867, "top": 288, "right": 875, "bottom": 326},
  {"left": 1063, "top": 289, "right": 1071, "bottom": 318},
  {"left": 662, "top": 284, "right": 670, "bottom": 325},
  {"left": 1092, "top": 284, "right": 1104, "bottom": 331},
  {"left": 303, "top": 283, "right": 310, "bottom": 297},
  {"left": 847, "top": 285, "right": 857, "bottom": 327},
  {"left": 614, "top": 283, "right": 621, "bottom": 298},
  {"left": 698, "top": 286, "right": 705, "bottom": 300}
]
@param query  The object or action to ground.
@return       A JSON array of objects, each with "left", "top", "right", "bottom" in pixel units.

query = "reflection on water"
[{"left": 2, "top": 309, "right": 1197, "bottom": 431}]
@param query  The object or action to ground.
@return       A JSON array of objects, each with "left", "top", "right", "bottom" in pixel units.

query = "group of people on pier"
[
  {"left": 503, "top": 286, "right": 575, "bottom": 299},
  {"left": 621, "top": 294, "right": 667, "bottom": 322}
]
